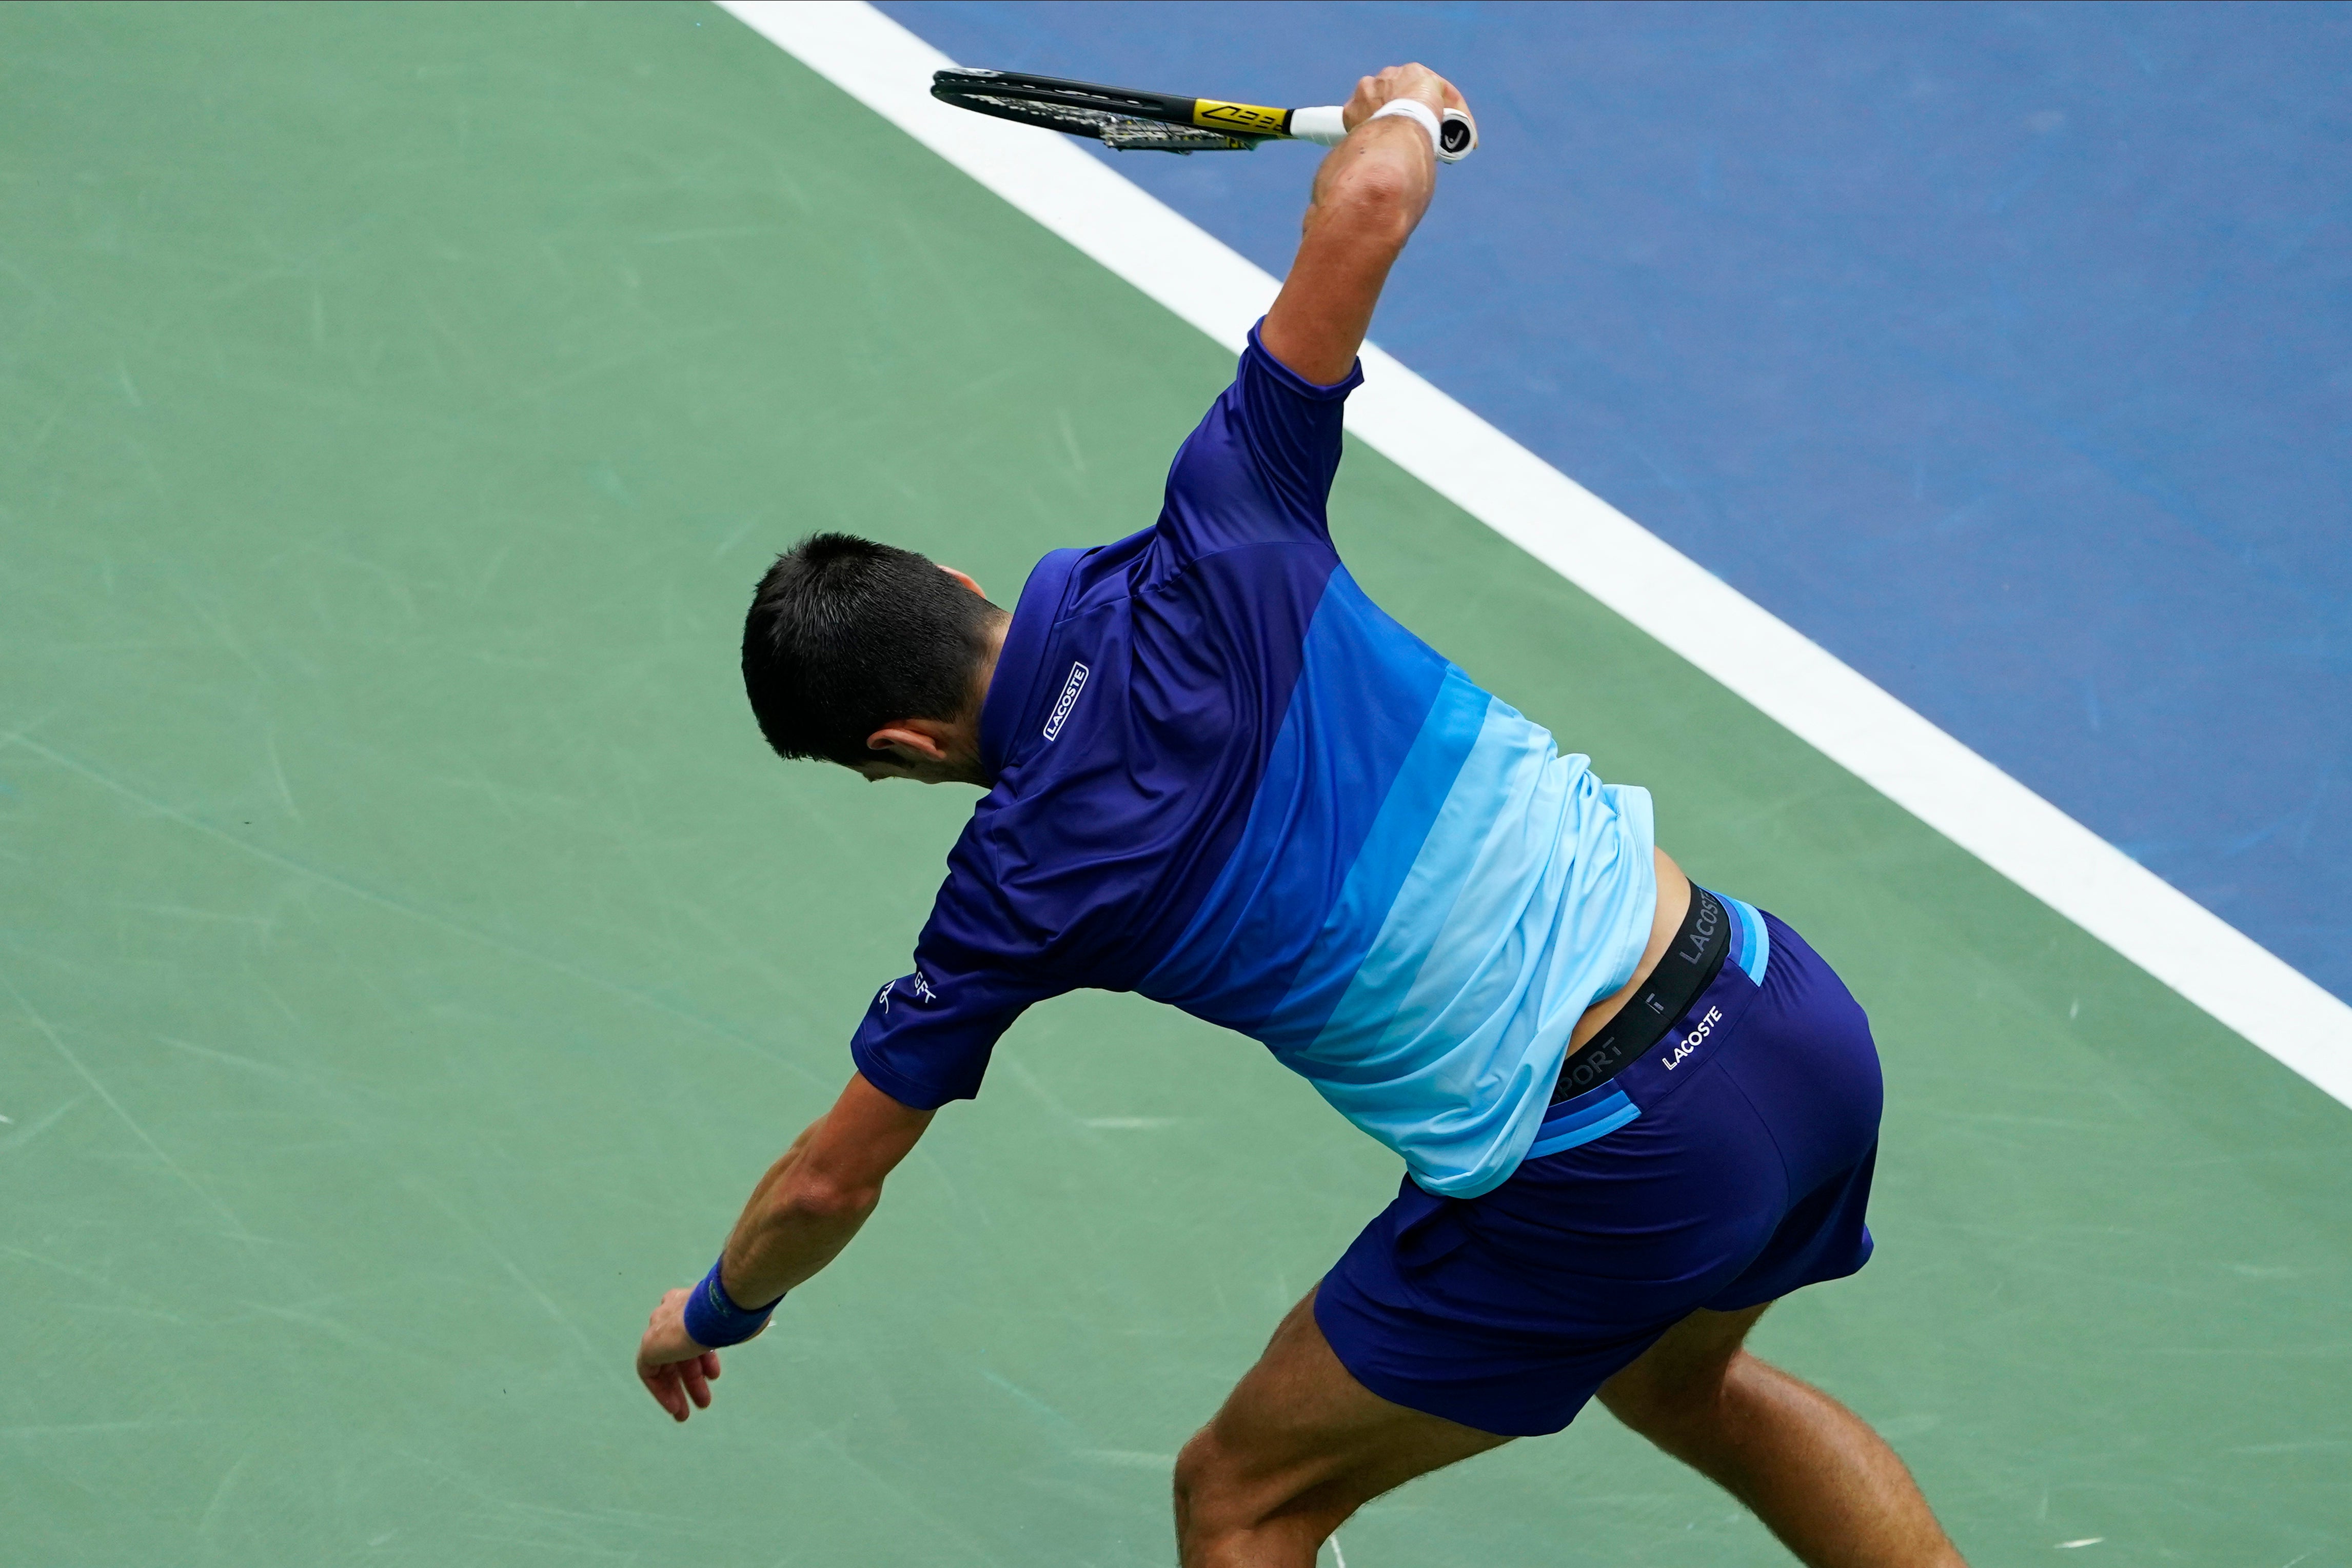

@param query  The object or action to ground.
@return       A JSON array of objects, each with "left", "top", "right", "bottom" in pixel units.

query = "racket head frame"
[{"left": 930, "top": 68, "right": 1268, "bottom": 153}]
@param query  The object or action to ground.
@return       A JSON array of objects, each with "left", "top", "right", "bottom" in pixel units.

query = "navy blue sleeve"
[
  {"left": 847, "top": 867, "right": 1063, "bottom": 1110},
  {"left": 1156, "top": 321, "right": 1365, "bottom": 563}
]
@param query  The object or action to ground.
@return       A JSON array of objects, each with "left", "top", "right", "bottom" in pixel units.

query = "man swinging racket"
[{"left": 635, "top": 64, "right": 1967, "bottom": 1568}]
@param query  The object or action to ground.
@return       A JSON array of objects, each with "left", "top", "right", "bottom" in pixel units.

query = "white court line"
[{"left": 718, "top": 0, "right": 2352, "bottom": 1112}]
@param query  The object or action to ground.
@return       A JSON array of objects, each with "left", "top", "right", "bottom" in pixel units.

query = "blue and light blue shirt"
[{"left": 851, "top": 327, "right": 1657, "bottom": 1198}]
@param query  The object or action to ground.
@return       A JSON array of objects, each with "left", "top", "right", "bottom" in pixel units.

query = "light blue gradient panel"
[
  {"left": 1279, "top": 694, "right": 1657, "bottom": 1197},
  {"left": 1146, "top": 572, "right": 1658, "bottom": 1198},
  {"left": 1727, "top": 894, "right": 1770, "bottom": 985}
]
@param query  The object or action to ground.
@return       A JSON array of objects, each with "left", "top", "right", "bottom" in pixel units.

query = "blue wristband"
[{"left": 680, "top": 1255, "right": 783, "bottom": 1348}]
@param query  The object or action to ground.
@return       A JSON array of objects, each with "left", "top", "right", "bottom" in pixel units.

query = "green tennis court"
[{"left": 4, "top": 5, "right": 2345, "bottom": 1562}]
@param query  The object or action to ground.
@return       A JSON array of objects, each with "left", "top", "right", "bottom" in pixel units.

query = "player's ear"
[
  {"left": 866, "top": 722, "right": 952, "bottom": 763},
  {"left": 936, "top": 565, "right": 986, "bottom": 599}
]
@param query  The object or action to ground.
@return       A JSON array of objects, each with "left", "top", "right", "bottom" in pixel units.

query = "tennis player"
[{"left": 637, "top": 64, "right": 1966, "bottom": 1568}]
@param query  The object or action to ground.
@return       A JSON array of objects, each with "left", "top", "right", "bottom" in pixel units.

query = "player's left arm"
[
  {"left": 1259, "top": 63, "right": 1471, "bottom": 385},
  {"left": 634, "top": 1071, "right": 933, "bottom": 1421}
]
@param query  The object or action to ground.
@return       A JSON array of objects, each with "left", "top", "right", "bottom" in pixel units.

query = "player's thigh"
[
  {"left": 1179, "top": 1287, "right": 1510, "bottom": 1525},
  {"left": 1596, "top": 1300, "right": 1773, "bottom": 1433}
]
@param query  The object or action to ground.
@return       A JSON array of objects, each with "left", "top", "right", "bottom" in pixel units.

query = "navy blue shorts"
[{"left": 1314, "top": 899, "right": 1882, "bottom": 1437}]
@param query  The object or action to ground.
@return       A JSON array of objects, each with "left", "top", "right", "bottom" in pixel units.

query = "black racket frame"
[{"left": 930, "top": 68, "right": 1279, "bottom": 153}]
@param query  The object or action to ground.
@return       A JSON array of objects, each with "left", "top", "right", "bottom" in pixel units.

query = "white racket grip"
[
  {"left": 1289, "top": 105, "right": 1349, "bottom": 146},
  {"left": 1288, "top": 103, "right": 1477, "bottom": 163}
]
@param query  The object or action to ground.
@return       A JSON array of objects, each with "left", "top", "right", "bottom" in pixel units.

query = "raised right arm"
[{"left": 1258, "top": 64, "right": 1472, "bottom": 386}]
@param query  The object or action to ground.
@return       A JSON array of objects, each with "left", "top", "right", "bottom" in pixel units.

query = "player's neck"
[
  {"left": 946, "top": 612, "right": 1011, "bottom": 787},
  {"left": 975, "top": 610, "right": 1009, "bottom": 696}
]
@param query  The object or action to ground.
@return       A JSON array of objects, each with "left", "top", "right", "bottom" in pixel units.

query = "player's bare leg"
[
  {"left": 1176, "top": 1291, "right": 1966, "bottom": 1568},
  {"left": 1598, "top": 1303, "right": 1968, "bottom": 1568},
  {"left": 1173, "top": 1288, "right": 1507, "bottom": 1568}
]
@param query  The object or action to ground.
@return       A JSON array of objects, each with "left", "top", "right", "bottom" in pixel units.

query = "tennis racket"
[{"left": 931, "top": 68, "right": 1476, "bottom": 163}]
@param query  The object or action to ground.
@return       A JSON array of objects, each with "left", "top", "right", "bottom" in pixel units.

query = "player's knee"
[
  {"left": 1172, "top": 1428, "right": 1326, "bottom": 1547},
  {"left": 1173, "top": 1430, "right": 1258, "bottom": 1560},
  {"left": 1172, "top": 1427, "right": 1231, "bottom": 1521}
]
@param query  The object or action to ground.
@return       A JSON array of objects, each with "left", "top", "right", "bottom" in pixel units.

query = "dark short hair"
[{"left": 741, "top": 532, "right": 1002, "bottom": 768}]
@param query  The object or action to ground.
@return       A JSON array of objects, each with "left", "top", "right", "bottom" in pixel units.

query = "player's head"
[{"left": 742, "top": 532, "right": 1006, "bottom": 783}]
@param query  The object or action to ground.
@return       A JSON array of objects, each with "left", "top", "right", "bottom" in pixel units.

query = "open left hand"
[{"left": 636, "top": 1286, "right": 727, "bottom": 1422}]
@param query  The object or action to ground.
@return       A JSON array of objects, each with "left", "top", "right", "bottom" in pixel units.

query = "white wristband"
[{"left": 1367, "top": 98, "right": 1442, "bottom": 156}]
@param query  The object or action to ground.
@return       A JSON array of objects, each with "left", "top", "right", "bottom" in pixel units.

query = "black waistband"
[{"left": 1550, "top": 884, "right": 1731, "bottom": 1103}]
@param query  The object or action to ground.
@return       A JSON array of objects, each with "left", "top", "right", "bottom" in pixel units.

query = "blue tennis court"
[{"left": 884, "top": 0, "right": 2352, "bottom": 1008}]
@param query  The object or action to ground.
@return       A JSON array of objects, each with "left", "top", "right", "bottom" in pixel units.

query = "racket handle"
[
  {"left": 1288, "top": 104, "right": 1477, "bottom": 163},
  {"left": 1289, "top": 105, "right": 1349, "bottom": 146}
]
